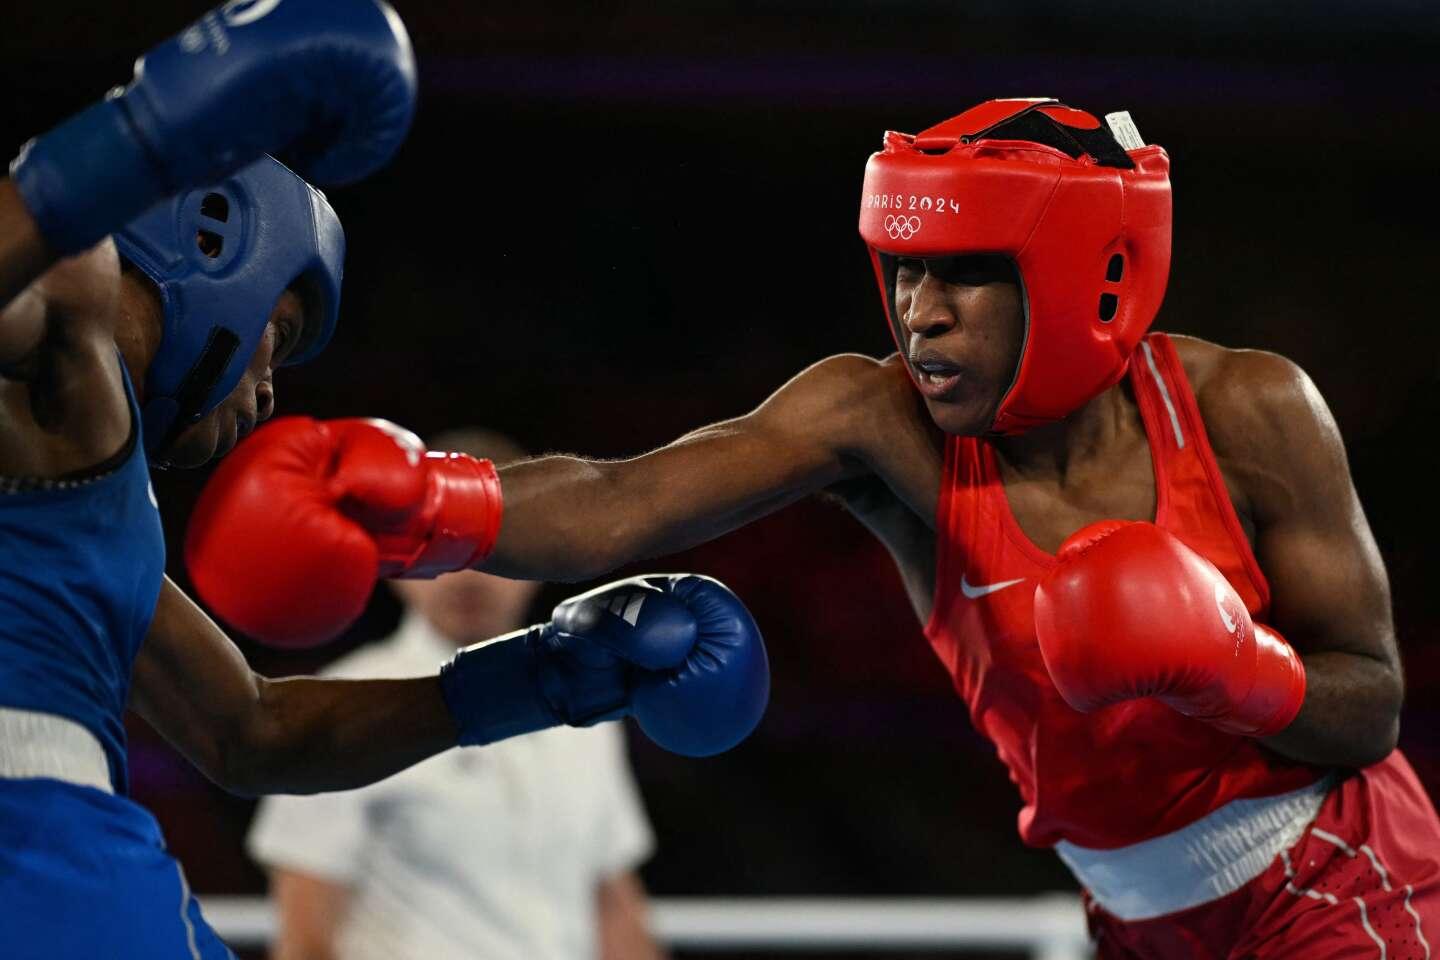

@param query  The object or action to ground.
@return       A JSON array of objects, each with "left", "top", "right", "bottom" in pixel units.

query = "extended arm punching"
[
  {"left": 488, "top": 356, "right": 942, "bottom": 584},
  {"left": 486, "top": 412, "right": 850, "bottom": 584},
  {"left": 132, "top": 571, "right": 768, "bottom": 795},
  {"left": 186, "top": 354, "right": 934, "bottom": 645},
  {"left": 130, "top": 578, "right": 458, "bottom": 796},
  {"left": 471, "top": 352, "right": 914, "bottom": 581}
]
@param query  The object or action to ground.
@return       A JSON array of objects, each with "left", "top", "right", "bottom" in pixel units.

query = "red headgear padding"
[{"left": 858, "top": 98, "right": 1172, "bottom": 434}]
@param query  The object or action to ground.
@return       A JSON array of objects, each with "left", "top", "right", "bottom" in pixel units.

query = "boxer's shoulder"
[
  {"left": 0, "top": 240, "right": 130, "bottom": 475},
  {"left": 788, "top": 351, "right": 910, "bottom": 399},
  {"left": 781, "top": 354, "right": 942, "bottom": 489},
  {"left": 1171, "top": 335, "right": 1321, "bottom": 440},
  {"left": 782, "top": 353, "right": 942, "bottom": 527},
  {"left": 1, "top": 240, "right": 121, "bottom": 376},
  {"left": 779, "top": 352, "right": 926, "bottom": 441},
  {"left": 758, "top": 353, "right": 905, "bottom": 442},
  {"left": 1169, "top": 334, "right": 1342, "bottom": 519}
]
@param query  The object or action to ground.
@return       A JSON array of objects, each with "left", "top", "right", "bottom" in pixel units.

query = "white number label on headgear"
[{"left": 1105, "top": 111, "right": 1146, "bottom": 151}]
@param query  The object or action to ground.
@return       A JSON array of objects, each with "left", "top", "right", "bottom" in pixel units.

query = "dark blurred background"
[{"left": 5, "top": 2, "right": 1439, "bottom": 957}]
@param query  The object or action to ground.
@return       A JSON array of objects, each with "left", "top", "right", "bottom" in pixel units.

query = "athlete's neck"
[
  {"left": 112, "top": 267, "right": 163, "bottom": 400},
  {"left": 989, "top": 380, "right": 1140, "bottom": 483}
]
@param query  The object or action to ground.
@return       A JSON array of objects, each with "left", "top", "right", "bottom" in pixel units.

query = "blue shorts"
[{"left": 0, "top": 777, "right": 234, "bottom": 959}]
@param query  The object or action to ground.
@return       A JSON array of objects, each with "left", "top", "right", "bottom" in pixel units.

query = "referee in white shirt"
[{"left": 247, "top": 429, "right": 668, "bottom": 960}]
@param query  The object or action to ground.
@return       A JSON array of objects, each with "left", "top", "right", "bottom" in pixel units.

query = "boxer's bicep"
[
  {"left": 486, "top": 354, "right": 881, "bottom": 581},
  {"left": 0, "top": 235, "right": 119, "bottom": 377},
  {"left": 0, "top": 286, "right": 46, "bottom": 373},
  {"left": 1241, "top": 359, "right": 1395, "bottom": 666},
  {"left": 0, "top": 179, "right": 55, "bottom": 318},
  {"left": 1209, "top": 351, "right": 1401, "bottom": 764},
  {"left": 130, "top": 576, "right": 266, "bottom": 789}
]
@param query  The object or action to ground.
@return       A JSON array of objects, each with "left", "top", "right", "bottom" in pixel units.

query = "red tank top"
[{"left": 927, "top": 333, "right": 1323, "bottom": 850}]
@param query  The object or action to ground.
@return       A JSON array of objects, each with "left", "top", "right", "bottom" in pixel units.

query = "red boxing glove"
[
  {"left": 185, "top": 417, "right": 503, "bottom": 648},
  {"left": 1033, "top": 521, "right": 1305, "bottom": 737}
]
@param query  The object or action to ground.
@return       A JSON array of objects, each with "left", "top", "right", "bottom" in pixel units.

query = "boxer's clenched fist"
[
  {"left": 1034, "top": 520, "right": 1306, "bottom": 737},
  {"left": 439, "top": 575, "right": 771, "bottom": 757},
  {"left": 12, "top": 0, "right": 416, "bottom": 255},
  {"left": 186, "top": 417, "right": 502, "bottom": 648}
]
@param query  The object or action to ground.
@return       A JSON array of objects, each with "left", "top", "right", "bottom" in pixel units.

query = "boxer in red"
[{"left": 194, "top": 98, "right": 1439, "bottom": 958}]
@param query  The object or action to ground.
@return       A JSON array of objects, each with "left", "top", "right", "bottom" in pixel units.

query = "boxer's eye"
[
  {"left": 929, "top": 255, "right": 1013, "bottom": 287},
  {"left": 895, "top": 258, "right": 923, "bottom": 279},
  {"left": 273, "top": 322, "right": 295, "bottom": 362}
]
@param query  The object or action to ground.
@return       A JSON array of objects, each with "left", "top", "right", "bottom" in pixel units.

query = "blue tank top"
[{"left": 0, "top": 361, "right": 165, "bottom": 793}]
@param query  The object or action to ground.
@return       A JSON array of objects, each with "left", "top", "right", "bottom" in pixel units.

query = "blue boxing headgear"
[{"left": 113, "top": 154, "right": 344, "bottom": 460}]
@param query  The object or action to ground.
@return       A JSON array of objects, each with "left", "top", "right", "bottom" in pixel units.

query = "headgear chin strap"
[
  {"left": 114, "top": 154, "right": 345, "bottom": 460},
  {"left": 858, "top": 98, "right": 1172, "bottom": 435}
]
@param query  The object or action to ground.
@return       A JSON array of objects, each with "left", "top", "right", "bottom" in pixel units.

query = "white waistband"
[
  {"left": 1055, "top": 776, "right": 1333, "bottom": 921},
  {"left": 0, "top": 706, "right": 112, "bottom": 794}
]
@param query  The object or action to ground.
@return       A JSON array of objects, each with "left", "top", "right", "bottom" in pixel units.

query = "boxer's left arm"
[
  {"left": 1199, "top": 346, "right": 1402, "bottom": 768},
  {"left": 132, "top": 571, "right": 767, "bottom": 794},
  {"left": 130, "top": 576, "right": 459, "bottom": 795},
  {"left": 0, "top": 180, "right": 53, "bottom": 314},
  {"left": 0, "top": 222, "right": 117, "bottom": 377}
]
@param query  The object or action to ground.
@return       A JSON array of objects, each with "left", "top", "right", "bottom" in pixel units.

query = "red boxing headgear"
[{"left": 858, "top": 98, "right": 1172, "bottom": 434}]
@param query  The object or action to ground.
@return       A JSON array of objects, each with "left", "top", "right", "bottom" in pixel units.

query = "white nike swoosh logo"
[{"left": 960, "top": 575, "right": 1027, "bottom": 600}]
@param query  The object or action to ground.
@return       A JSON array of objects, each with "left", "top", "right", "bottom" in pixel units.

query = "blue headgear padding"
[{"left": 113, "top": 154, "right": 345, "bottom": 458}]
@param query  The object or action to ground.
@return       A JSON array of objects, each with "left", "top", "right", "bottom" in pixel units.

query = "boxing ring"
[{"left": 203, "top": 894, "right": 1092, "bottom": 958}]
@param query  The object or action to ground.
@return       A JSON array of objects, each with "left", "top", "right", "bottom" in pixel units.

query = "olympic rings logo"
[{"left": 885, "top": 215, "right": 922, "bottom": 240}]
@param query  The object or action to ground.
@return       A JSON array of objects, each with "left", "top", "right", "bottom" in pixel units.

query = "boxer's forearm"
[
  {"left": 0, "top": 179, "right": 53, "bottom": 311},
  {"left": 486, "top": 421, "right": 847, "bottom": 582},
  {"left": 488, "top": 449, "right": 819, "bottom": 583},
  {"left": 484, "top": 454, "right": 631, "bottom": 580},
  {"left": 1260, "top": 649, "right": 1401, "bottom": 768},
  {"left": 234, "top": 674, "right": 458, "bottom": 795},
  {"left": 481, "top": 355, "right": 895, "bottom": 582},
  {"left": 133, "top": 578, "right": 459, "bottom": 796}
]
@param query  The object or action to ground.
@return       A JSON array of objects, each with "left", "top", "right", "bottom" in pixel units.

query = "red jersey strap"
[
  {"left": 929, "top": 437, "right": 957, "bottom": 638},
  {"left": 927, "top": 434, "right": 985, "bottom": 636},
  {"left": 1130, "top": 333, "right": 1272, "bottom": 615}
]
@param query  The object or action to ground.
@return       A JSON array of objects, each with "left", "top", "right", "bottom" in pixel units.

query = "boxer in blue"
[{"left": 0, "top": 3, "right": 768, "bottom": 957}]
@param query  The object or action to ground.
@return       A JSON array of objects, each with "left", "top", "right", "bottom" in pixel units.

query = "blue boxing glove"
[
  {"left": 439, "top": 575, "right": 770, "bottom": 757},
  {"left": 11, "top": 0, "right": 416, "bottom": 255}
]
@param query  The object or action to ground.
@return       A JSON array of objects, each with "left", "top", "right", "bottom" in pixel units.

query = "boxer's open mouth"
[{"left": 910, "top": 351, "right": 964, "bottom": 398}]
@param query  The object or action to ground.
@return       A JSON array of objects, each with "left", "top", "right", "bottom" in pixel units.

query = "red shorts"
[{"left": 1087, "top": 752, "right": 1440, "bottom": 959}]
